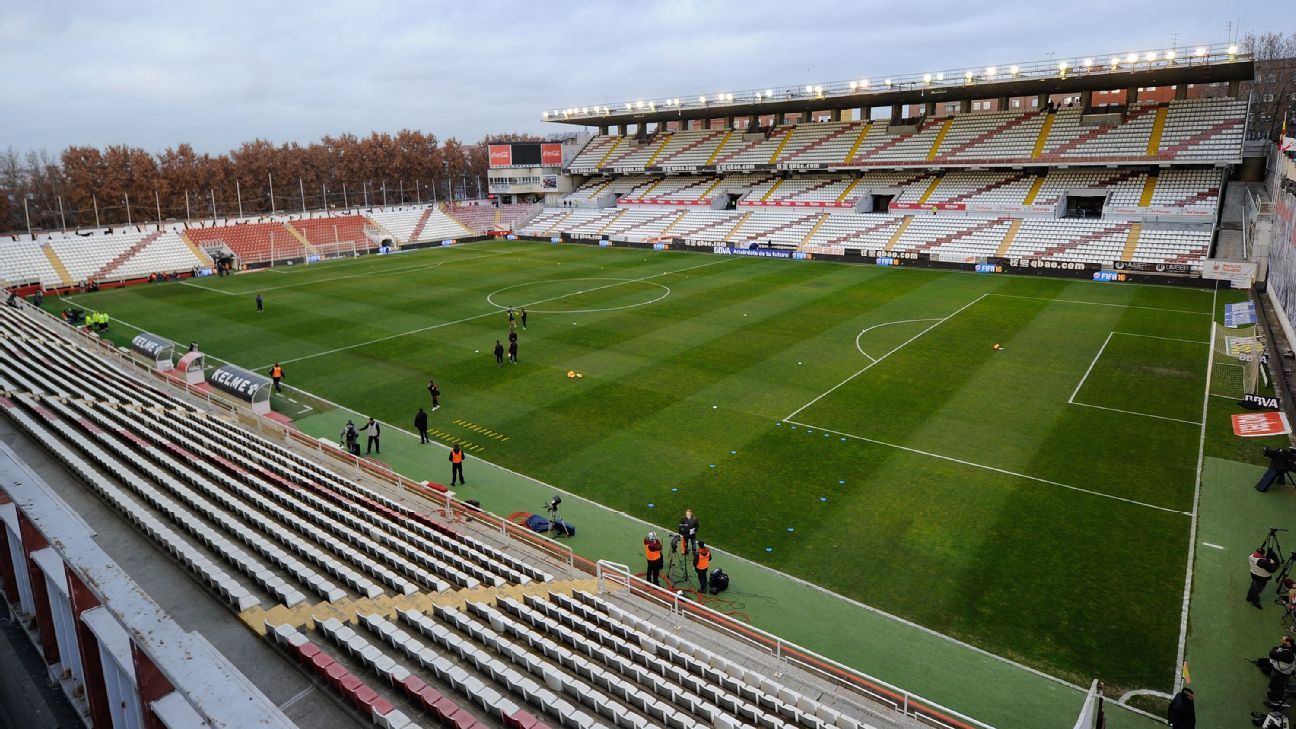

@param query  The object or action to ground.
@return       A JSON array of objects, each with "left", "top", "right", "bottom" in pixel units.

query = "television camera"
[{"left": 1256, "top": 447, "right": 1296, "bottom": 493}]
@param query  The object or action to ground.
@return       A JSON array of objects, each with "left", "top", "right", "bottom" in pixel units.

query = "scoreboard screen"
[{"left": 489, "top": 142, "right": 563, "bottom": 168}]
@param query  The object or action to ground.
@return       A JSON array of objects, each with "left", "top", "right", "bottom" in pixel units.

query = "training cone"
[{"left": 567, "top": 371, "right": 576, "bottom": 379}]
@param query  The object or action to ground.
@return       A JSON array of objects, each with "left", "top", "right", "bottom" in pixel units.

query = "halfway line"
[{"left": 264, "top": 256, "right": 733, "bottom": 368}]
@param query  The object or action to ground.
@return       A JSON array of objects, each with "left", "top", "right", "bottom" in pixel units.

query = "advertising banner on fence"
[{"left": 1201, "top": 259, "right": 1256, "bottom": 288}]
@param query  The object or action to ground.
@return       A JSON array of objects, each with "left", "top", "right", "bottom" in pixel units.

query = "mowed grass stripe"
[{"left": 69, "top": 241, "right": 1228, "bottom": 695}]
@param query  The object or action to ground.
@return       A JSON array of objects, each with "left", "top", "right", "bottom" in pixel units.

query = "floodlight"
[
  {"left": 698, "top": 95, "right": 706, "bottom": 103},
  {"left": 1009, "top": 65, "right": 1019, "bottom": 76},
  {"left": 1195, "top": 47, "right": 1207, "bottom": 57},
  {"left": 805, "top": 85, "right": 813, "bottom": 93},
  {"left": 1164, "top": 50, "right": 1175, "bottom": 60},
  {"left": 923, "top": 73, "right": 932, "bottom": 83},
  {"left": 859, "top": 79, "right": 869, "bottom": 88},
  {"left": 986, "top": 66, "right": 996, "bottom": 78},
  {"left": 1228, "top": 44, "right": 1238, "bottom": 55},
  {"left": 884, "top": 78, "right": 892, "bottom": 86},
  {"left": 766, "top": 89, "right": 773, "bottom": 97},
  {"left": 1126, "top": 53, "right": 1138, "bottom": 63},
  {"left": 1082, "top": 58, "right": 1092, "bottom": 68},
  {"left": 635, "top": 100, "right": 644, "bottom": 109},
  {"left": 1058, "top": 60, "right": 1068, "bottom": 71},
  {"left": 849, "top": 81, "right": 857, "bottom": 90},
  {"left": 1144, "top": 52, "right": 1156, "bottom": 62},
  {"left": 1109, "top": 56, "right": 1119, "bottom": 67}
]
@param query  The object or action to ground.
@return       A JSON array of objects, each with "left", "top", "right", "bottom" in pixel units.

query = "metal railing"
[
  {"left": 25, "top": 302, "right": 994, "bottom": 729},
  {"left": 594, "top": 558, "right": 993, "bottom": 729},
  {"left": 544, "top": 43, "right": 1246, "bottom": 122}
]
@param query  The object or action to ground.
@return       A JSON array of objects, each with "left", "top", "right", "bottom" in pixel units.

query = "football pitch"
[{"left": 65, "top": 239, "right": 1250, "bottom": 694}]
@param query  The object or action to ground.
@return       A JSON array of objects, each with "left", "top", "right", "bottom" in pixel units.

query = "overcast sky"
[{"left": 0, "top": 1, "right": 1275, "bottom": 155}]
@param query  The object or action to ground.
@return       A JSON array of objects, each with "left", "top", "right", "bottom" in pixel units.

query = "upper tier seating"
[{"left": 564, "top": 97, "right": 1246, "bottom": 173}]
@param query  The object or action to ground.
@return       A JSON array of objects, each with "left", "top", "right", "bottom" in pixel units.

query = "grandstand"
[
  {"left": 0, "top": 203, "right": 548, "bottom": 290},
  {"left": 535, "top": 45, "right": 1252, "bottom": 274},
  {"left": 0, "top": 299, "right": 954, "bottom": 729}
]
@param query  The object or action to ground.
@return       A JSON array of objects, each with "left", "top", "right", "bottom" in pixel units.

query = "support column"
[
  {"left": 1175, "top": 84, "right": 1188, "bottom": 100},
  {"left": 890, "top": 104, "right": 903, "bottom": 125},
  {"left": 1228, "top": 79, "right": 1240, "bottom": 97},
  {"left": 1125, "top": 87, "right": 1139, "bottom": 105},
  {"left": 857, "top": 107, "right": 868, "bottom": 121},
  {"left": 924, "top": 101, "right": 936, "bottom": 117},
  {"left": 959, "top": 98, "right": 972, "bottom": 113},
  {"left": 617, "top": 124, "right": 628, "bottom": 136},
  {"left": 724, "top": 115, "right": 735, "bottom": 129},
  {"left": 800, "top": 111, "right": 812, "bottom": 123},
  {"left": 997, "top": 96, "right": 1010, "bottom": 111},
  {"left": 828, "top": 109, "right": 842, "bottom": 122},
  {"left": 1080, "top": 90, "right": 1093, "bottom": 110},
  {"left": 599, "top": 125, "right": 609, "bottom": 135},
  {"left": 1036, "top": 93, "right": 1049, "bottom": 110}
]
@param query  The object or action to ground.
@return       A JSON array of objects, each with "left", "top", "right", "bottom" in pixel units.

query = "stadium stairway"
[
  {"left": 93, "top": 230, "right": 163, "bottom": 280},
  {"left": 40, "top": 244, "right": 74, "bottom": 287}
]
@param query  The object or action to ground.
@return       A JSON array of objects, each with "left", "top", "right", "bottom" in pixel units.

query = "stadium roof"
[{"left": 542, "top": 43, "right": 1254, "bottom": 127}]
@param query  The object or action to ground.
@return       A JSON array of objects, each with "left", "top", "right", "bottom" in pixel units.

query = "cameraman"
[
  {"left": 679, "top": 509, "right": 699, "bottom": 556},
  {"left": 1267, "top": 635, "right": 1296, "bottom": 704},
  {"left": 1250, "top": 547, "right": 1281, "bottom": 609},
  {"left": 693, "top": 541, "right": 711, "bottom": 593},
  {"left": 644, "top": 532, "right": 664, "bottom": 586}
]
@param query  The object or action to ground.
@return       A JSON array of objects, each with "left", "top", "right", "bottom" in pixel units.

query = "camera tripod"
[
  {"left": 1260, "top": 528, "right": 1296, "bottom": 599},
  {"left": 666, "top": 535, "right": 691, "bottom": 586}
]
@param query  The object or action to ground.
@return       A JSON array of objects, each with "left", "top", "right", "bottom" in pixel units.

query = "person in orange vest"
[
  {"left": 449, "top": 444, "right": 466, "bottom": 485},
  {"left": 694, "top": 541, "right": 712, "bottom": 593},
  {"left": 643, "top": 531, "right": 664, "bottom": 586},
  {"left": 269, "top": 363, "right": 285, "bottom": 393}
]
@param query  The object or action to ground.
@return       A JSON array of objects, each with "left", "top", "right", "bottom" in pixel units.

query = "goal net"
[{"left": 1210, "top": 323, "right": 1264, "bottom": 399}]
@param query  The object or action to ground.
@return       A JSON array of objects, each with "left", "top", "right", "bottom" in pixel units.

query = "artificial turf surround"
[{"left": 62, "top": 238, "right": 1273, "bottom": 695}]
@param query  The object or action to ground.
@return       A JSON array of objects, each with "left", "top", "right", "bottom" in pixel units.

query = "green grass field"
[{"left": 63, "top": 239, "right": 1249, "bottom": 695}]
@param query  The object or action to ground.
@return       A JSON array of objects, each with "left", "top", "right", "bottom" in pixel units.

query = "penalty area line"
[{"left": 786, "top": 420, "right": 1190, "bottom": 516}]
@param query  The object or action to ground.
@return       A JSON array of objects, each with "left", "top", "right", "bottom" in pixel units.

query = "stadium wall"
[{"left": 1265, "top": 148, "right": 1296, "bottom": 340}]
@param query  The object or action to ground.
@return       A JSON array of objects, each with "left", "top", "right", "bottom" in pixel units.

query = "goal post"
[
  {"left": 1210, "top": 323, "right": 1263, "bottom": 399},
  {"left": 1072, "top": 680, "right": 1105, "bottom": 729}
]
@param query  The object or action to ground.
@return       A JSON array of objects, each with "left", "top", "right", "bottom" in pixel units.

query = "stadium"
[{"left": 2, "top": 8, "right": 1296, "bottom": 729}]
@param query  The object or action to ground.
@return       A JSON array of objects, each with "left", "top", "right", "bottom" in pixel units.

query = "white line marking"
[
  {"left": 256, "top": 249, "right": 513, "bottom": 293},
  {"left": 1068, "top": 400, "right": 1201, "bottom": 426},
  {"left": 277, "top": 686, "right": 314, "bottom": 710},
  {"left": 854, "top": 318, "right": 940, "bottom": 361},
  {"left": 1118, "top": 688, "right": 1174, "bottom": 703},
  {"left": 263, "top": 257, "right": 731, "bottom": 368},
  {"left": 1068, "top": 332, "right": 1113, "bottom": 404},
  {"left": 989, "top": 292, "right": 1212, "bottom": 316},
  {"left": 787, "top": 419, "right": 1190, "bottom": 515},
  {"left": 1113, "top": 332, "right": 1210, "bottom": 345},
  {"left": 1174, "top": 284, "right": 1216, "bottom": 693},
  {"left": 1201, "top": 542, "right": 1224, "bottom": 550},
  {"left": 785, "top": 295, "right": 987, "bottom": 421},
  {"left": 176, "top": 280, "right": 237, "bottom": 296}
]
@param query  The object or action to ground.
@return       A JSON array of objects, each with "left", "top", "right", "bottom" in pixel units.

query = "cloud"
[{"left": 0, "top": 0, "right": 1270, "bottom": 154}]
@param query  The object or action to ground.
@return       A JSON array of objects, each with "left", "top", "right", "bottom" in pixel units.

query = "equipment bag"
[
  {"left": 709, "top": 568, "right": 729, "bottom": 594},
  {"left": 524, "top": 515, "right": 550, "bottom": 533},
  {"left": 551, "top": 519, "right": 576, "bottom": 537}
]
